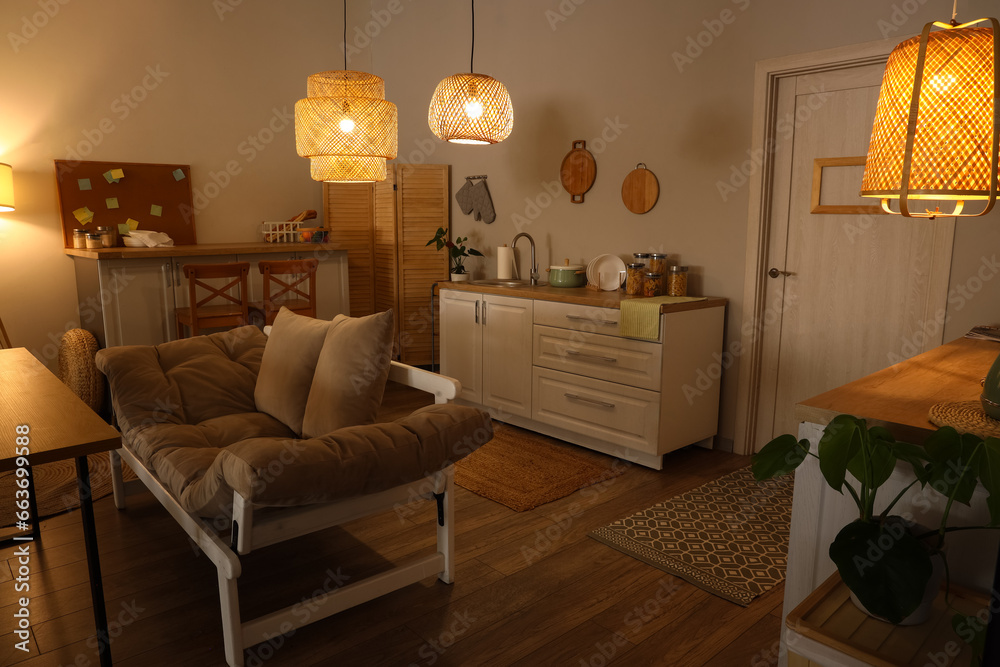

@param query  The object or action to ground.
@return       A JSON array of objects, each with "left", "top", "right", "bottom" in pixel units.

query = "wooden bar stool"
[
  {"left": 251, "top": 258, "right": 318, "bottom": 325},
  {"left": 175, "top": 262, "right": 250, "bottom": 339}
]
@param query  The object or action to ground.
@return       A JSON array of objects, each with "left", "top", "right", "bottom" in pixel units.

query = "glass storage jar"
[
  {"left": 72, "top": 229, "right": 88, "bottom": 249},
  {"left": 649, "top": 253, "right": 669, "bottom": 293},
  {"left": 643, "top": 272, "right": 662, "bottom": 297},
  {"left": 85, "top": 233, "right": 102, "bottom": 249},
  {"left": 667, "top": 265, "right": 689, "bottom": 296},
  {"left": 625, "top": 262, "right": 646, "bottom": 295},
  {"left": 96, "top": 226, "right": 113, "bottom": 247}
]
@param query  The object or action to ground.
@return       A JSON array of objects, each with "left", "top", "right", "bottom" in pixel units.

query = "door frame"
[{"left": 733, "top": 38, "right": 904, "bottom": 456}]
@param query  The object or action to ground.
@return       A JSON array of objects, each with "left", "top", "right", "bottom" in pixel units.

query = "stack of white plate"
[
  {"left": 586, "top": 254, "right": 626, "bottom": 291},
  {"left": 122, "top": 236, "right": 144, "bottom": 247}
]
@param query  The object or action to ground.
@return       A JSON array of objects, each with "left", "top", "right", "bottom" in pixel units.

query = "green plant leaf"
[
  {"left": 751, "top": 434, "right": 809, "bottom": 480},
  {"left": 890, "top": 442, "right": 930, "bottom": 483},
  {"left": 924, "top": 425, "right": 962, "bottom": 463},
  {"left": 848, "top": 437, "right": 896, "bottom": 490},
  {"left": 926, "top": 429, "right": 981, "bottom": 507},
  {"left": 978, "top": 437, "right": 1000, "bottom": 526},
  {"left": 819, "top": 415, "right": 864, "bottom": 493},
  {"left": 829, "top": 519, "right": 932, "bottom": 625},
  {"left": 952, "top": 612, "right": 987, "bottom": 666},
  {"left": 468, "top": 248, "right": 484, "bottom": 257}
]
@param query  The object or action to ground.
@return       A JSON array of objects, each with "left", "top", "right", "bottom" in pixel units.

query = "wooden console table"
[{"left": 0, "top": 348, "right": 121, "bottom": 667}]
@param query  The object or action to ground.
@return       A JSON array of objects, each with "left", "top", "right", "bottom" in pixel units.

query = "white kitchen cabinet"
[
  {"left": 88, "top": 258, "right": 175, "bottom": 347},
  {"left": 439, "top": 288, "right": 726, "bottom": 469},
  {"left": 439, "top": 290, "right": 533, "bottom": 419}
]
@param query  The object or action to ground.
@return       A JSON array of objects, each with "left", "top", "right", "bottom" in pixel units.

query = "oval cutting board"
[
  {"left": 560, "top": 140, "right": 596, "bottom": 204},
  {"left": 621, "top": 163, "right": 659, "bottom": 214}
]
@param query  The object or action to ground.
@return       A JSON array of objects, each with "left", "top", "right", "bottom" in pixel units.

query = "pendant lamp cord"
[
  {"left": 343, "top": 0, "right": 348, "bottom": 69},
  {"left": 952, "top": 0, "right": 958, "bottom": 24},
  {"left": 470, "top": 0, "right": 475, "bottom": 73}
]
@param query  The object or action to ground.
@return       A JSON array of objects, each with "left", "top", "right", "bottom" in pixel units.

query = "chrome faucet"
[{"left": 510, "top": 232, "right": 539, "bottom": 285}]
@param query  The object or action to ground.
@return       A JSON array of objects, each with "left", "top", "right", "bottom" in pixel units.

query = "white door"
[
  {"left": 439, "top": 289, "right": 483, "bottom": 404},
  {"left": 753, "top": 64, "right": 955, "bottom": 447},
  {"left": 482, "top": 294, "right": 533, "bottom": 419}
]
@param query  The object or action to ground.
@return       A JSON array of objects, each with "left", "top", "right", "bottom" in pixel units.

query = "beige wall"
[{"left": 1, "top": 0, "right": 997, "bottom": 447}]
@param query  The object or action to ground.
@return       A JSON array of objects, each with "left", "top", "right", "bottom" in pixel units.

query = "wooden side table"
[
  {"left": 0, "top": 348, "right": 121, "bottom": 667},
  {"left": 785, "top": 573, "right": 987, "bottom": 667}
]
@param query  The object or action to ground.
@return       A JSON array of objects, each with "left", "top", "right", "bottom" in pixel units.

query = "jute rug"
[
  {"left": 454, "top": 422, "right": 626, "bottom": 512},
  {"left": 0, "top": 453, "right": 135, "bottom": 527},
  {"left": 590, "top": 466, "right": 793, "bottom": 606}
]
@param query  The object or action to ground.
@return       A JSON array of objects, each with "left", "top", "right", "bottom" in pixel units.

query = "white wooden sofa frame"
[{"left": 108, "top": 361, "right": 462, "bottom": 667}]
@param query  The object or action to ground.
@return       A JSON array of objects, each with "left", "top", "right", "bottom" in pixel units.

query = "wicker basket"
[
  {"left": 261, "top": 222, "right": 302, "bottom": 243},
  {"left": 58, "top": 329, "right": 103, "bottom": 413}
]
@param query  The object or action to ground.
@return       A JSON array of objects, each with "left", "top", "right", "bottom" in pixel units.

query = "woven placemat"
[{"left": 928, "top": 401, "right": 1000, "bottom": 440}]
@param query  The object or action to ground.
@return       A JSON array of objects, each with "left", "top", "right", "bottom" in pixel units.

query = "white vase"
[
  {"left": 848, "top": 551, "right": 945, "bottom": 626},
  {"left": 450, "top": 273, "right": 470, "bottom": 282}
]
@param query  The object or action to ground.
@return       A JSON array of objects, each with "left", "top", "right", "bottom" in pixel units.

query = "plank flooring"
[{"left": 0, "top": 385, "right": 786, "bottom": 666}]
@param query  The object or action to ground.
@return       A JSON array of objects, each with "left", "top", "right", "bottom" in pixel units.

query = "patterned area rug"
[
  {"left": 454, "top": 421, "right": 626, "bottom": 512},
  {"left": 590, "top": 466, "right": 793, "bottom": 606}
]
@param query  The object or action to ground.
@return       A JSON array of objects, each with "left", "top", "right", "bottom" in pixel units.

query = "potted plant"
[
  {"left": 426, "top": 227, "right": 483, "bottom": 281},
  {"left": 752, "top": 415, "right": 1000, "bottom": 628}
]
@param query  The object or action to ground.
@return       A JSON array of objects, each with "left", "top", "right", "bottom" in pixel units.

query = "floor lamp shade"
[
  {"left": 428, "top": 73, "right": 513, "bottom": 144},
  {"left": 0, "top": 163, "right": 13, "bottom": 212},
  {"left": 295, "top": 70, "right": 398, "bottom": 182},
  {"left": 861, "top": 20, "right": 1000, "bottom": 217}
]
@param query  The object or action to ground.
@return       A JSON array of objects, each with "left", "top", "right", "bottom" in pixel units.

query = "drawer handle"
[
  {"left": 564, "top": 392, "right": 616, "bottom": 409},
  {"left": 565, "top": 349, "right": 618, "bottom": 363},
  {"left": 565, "top": 315, "right": 618, "bottom": 326}
]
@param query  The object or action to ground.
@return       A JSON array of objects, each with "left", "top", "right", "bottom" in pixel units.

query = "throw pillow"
[
  {"left": 300, "top": 310, "right": 395, "bottom": 438},
  {"left": 254, "top": 307, "right": 331, "bottom": 435}
]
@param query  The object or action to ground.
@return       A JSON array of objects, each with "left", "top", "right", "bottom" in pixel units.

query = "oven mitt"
[
  {"left": 470, "top": 179, "right": 496, "bottom": 224},
  {"left": 455, "top": 180, "right": 475, "bottom": 215}
]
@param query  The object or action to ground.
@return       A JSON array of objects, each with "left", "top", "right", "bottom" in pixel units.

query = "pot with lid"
[{"left": 547, "top": 259, "right": 587, "bottom": 288}]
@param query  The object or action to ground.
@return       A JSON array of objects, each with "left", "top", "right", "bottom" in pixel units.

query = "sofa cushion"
[
  {"left": 254, "top": 307, "right": 331, "bottom": 435},
  {"left": 301, "top": 310, "right": 395, "bottom": 439}
]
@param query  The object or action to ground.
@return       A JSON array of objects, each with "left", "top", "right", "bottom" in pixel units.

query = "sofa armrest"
[{"left": 388, "top": 361, "right": 460, "bottom": 404}]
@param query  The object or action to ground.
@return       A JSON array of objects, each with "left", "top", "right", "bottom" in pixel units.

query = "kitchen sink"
[{"left": 468, "top": 279, "right": 547, "bottom": 287}]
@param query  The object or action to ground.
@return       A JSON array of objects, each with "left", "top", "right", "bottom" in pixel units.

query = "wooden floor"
[{"left": 0, "top": 395, "right": 786, "bottom": 666}]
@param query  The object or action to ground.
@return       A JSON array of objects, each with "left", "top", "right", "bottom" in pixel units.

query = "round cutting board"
[
  {"left": 621, "top": 163, "right": 659, "bottom": 214},
  {"left": 560, "top": 140, "right": 596, "bottom": 204}
]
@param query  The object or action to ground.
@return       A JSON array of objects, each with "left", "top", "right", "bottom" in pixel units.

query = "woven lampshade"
[
  {"left": 0, "top": 163, "right": 13, "bottom": 212},
  {"left": 428, "top": 73, "right": 513, "bottom": 144},
  {"left": 861, "top": 19, "right": 1000, "bottom": 217},
  {"left": 295, "top": 70, "right": 397, "bottom": 182}
]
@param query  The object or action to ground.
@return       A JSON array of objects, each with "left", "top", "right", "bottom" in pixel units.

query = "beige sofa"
[{"left": 96, "top": 309, "right": 491, "bottom": 667}]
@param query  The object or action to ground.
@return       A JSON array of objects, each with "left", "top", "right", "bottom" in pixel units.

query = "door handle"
[
  {"left": 564, "top": 392, "right": 616, "bottom": 409},
  {"left": 475, "top": 301, "right": 479, "bottom": 324},
  {"left": 482, "top": 301, "right": 486, "bottom": 326},
  {"left": 565, "top": 349, "right": 618, "bottom": 363},
  {"left": 768, "top": 267, "right": 794, "bottom": 278}
]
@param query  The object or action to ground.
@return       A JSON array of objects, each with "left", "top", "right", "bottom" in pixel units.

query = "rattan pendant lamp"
[
  {"left": 428, "top": 0, "right": 513, "bottom": 144},
  {"left": 294, "top": 1, "right": 398, "bottom": 182},
  {"left": 861, "top": 2, "right": 999, "bottom": 218}
]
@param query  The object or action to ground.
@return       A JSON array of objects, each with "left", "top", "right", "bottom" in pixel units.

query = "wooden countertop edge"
[
  {"left": 437, "top": 282, "right": 727, "bottom": 312},
  {"left": 64, "top": 242, "right": 346, "bottom": 259}
]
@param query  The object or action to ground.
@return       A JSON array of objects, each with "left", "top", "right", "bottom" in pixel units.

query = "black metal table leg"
[
  {"left": 25, "top": 463, "right": 40, "bottom": 542},
  {"left": 76, "top": 455, "right": 111, "bottom": 667}
]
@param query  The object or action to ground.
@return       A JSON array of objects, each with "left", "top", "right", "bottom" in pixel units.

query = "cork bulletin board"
[{"left": 54, "top": 159, "right": 196, "bottom": 247}]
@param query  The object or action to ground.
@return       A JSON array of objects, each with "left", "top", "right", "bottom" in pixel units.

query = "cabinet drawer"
[
  {"left": 532, "top": 367, "right": 660, "bottom": 455},
  {"left": 533, "top": 325, "right": 662, "bottom": 390},
  {"left": 533, "top": 300, "right": 621, "bottom": 336}
]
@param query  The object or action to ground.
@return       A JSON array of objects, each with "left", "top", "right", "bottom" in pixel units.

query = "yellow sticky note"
[
  {"left": 73, "top": 206, "right": 94, "bottom": 224},
  {"left": 110, "top": 168, "right": 124, "bottom": 180},
  {"left": 127, "top": 218, "right": 139, "bottom": 230},
  {"left": 106, "top": 197, "right": 119, "bottom": 209},
  {"left": 150, "top": 204, "right": 162, "bottom": 217}
]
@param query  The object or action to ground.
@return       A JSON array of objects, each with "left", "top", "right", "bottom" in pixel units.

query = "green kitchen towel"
[{"left": 619, "top": 296, "right": 708, "bottom": 340}]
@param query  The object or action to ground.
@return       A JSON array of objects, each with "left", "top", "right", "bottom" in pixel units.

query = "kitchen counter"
[
  {"left": 795, "top": 336, "right": 998, "bottom": 443},
  {"left": 64, "top": 241, "right": 343, "bottom": 260},
  {"left": 439, "top": 281, "right": 727, "bottom": 313}
]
